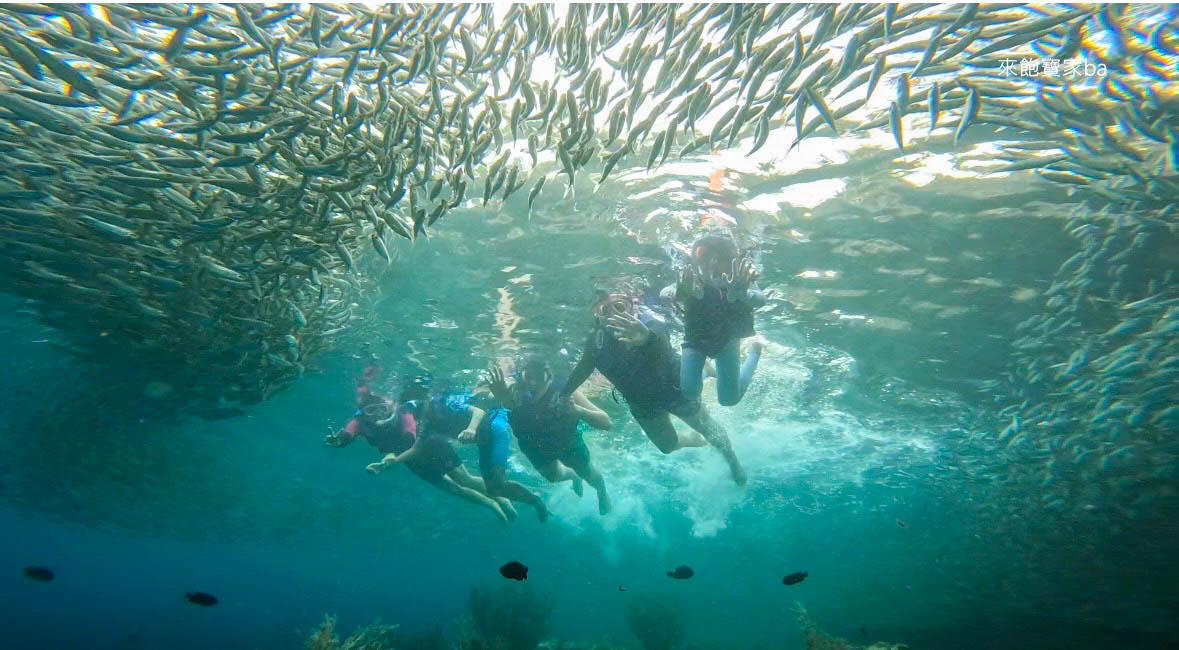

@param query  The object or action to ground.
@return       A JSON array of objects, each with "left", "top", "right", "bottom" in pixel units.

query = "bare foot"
[
  {"left": 598, "top": 490, "right": 612, "bottom": 516},
  {"left": 731, "top": 463, "right": 748, "bottom": 487},
  {"left": 571, "top": 476, "right": 584, "bottom": 497},
  {"left": 492, "top": 504, "right": 509, "bottom": 524},
  {"left": 498, "top": 498, "right": 518, "bottom": 521},
  {"left": 748, "top": 338, "right": 765, "bottom": 357},
  {"left": 536, "top": 502, "right": 549, "bottom": 523}
]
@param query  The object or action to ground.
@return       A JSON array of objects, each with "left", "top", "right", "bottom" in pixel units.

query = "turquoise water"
[{"left": 3, "top": 143, "right": 1176, "bottom": 648}]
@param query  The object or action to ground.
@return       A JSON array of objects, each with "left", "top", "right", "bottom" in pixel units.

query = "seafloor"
[{"left": 301, "top": 592, "right": 906, "bottom": 650}]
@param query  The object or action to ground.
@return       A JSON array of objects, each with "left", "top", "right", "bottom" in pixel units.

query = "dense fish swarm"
[{"left": 0, "top": 3, "right": 1175, "bottom": 420}]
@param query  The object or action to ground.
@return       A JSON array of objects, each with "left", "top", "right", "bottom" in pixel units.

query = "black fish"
[
  {"left": 185, "top": 592, "right": 218, "bottom": 606},
  {"left": 896, "top": 519, "right": 907, "bottom": 528},
  {"left": 618, "top": 585, "right": 626, "bottom": 592},
  {"left": 23, "top": 566, "right": 53, "bottom": 581},
  {"left": 861, "top": 626, "right": 868, "bottom": 637},
  {"left": 667, "top": 565, "right": 694, "bottom": 579},
  {"left": 499, "top": 561, "right": 527, "bottom": 581},
  {"left": 782, "top": 571, "right": 808, "bottom": 586}
]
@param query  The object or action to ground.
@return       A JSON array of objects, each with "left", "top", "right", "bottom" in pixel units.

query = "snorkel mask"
[
  {"left": 592, "top": 292, "right": 637, "bottom": 321},
  {"left": 361, "top": 400, "right": 393, "bottom": 420},
  {"left": 356, "top": 391, "right": 392, "bottom": 420}
]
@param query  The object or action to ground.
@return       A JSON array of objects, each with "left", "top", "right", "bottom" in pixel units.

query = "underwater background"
[{"left": 1, "top": 3, "right": 1178, "bottom": 650}]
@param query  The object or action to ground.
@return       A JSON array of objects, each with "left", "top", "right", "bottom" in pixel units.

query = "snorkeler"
[
  {"left": 559, "top": 291, "right": 747, "bottom": 486},
  {"left": 673, "top": 234, "right": 766, "bottom": 407},
  {"left": 325, "top": 383, "right": 514, "bottom": 524},
  {"left": 487, "top": 356, "right": 614, "bottom": 515},
  {"left": 372, "top": 387, "right": 549, "bottom": 523}
]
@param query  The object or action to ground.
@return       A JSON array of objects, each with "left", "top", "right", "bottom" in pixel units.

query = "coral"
[
  {"left": 305, "top": 615, "right": 341, "bottom": 650},
  {"left": 463, "top": 583, "right": 553, "bottom": 650},
  {"left": 343, "top": 622, "right": 401, "bottom": 650},
  {"left": 625, "top": 598, "right": 684, "bottom": 650},
  {"left": 793, "top": 603, "right": 907, "bottom": 650},
  {"left": 303, "top": 614, "right": 401, "bottom": 650}
]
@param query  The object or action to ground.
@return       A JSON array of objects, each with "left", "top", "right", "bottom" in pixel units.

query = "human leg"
[
  {"left": 427, "top": 472, "right": 509, "bottom": 523},
  {"left": 563, "top": 438, "right": 611, "bottom": 515},
  {"left": 633, "top": 411, "right": 707, "bottom": 453},
  {"left": 713, "top": 337, "right": 762, "bottom": 406},
  {"left": 524, "top": 443, "right": 583, "bottom": 495},
  {"left": 680, "top": 346, "right": 708, "bottom": 399},
  {"left": 713, "top": 338, "right": 741, "bottom": 405},
  {"left": 451, "top": 465, "right": 518, "bottom": 520},
  {"left": 482, "top": 464, "right": 548, "bottom": 523},
  {"left": 735, "top": 338, "right": 764, "bottom": 403},
  {"left": 481, "top": 416, "right": 547, "bottom": 517},
  {"left": 678, "top": 405, "right": 746, "bottom": 486}
]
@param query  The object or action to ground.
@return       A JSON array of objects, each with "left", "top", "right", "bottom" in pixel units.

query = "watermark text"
[{"left": 999, "top": 58, "right": 1107, "bottom": 78}]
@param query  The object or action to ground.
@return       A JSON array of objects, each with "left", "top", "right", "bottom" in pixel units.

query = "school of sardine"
[{"left": 0, "top": 0, "right": 1175, "bottom": 501}]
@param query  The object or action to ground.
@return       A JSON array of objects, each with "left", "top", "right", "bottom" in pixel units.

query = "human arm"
[
  {"left": 458, "top": 405, "right": 485, "bottom": 443},
  {"left": 325, "top": 430, "right": 354, "bottom": 447},
  {"left": 723, "top": 256, "right": 760, "bottom": 303},
  {"left": 745, "top": 286, "right": 767, "bottom": 308},
  {"left": 606, "top": 311, "right": 653, "bottom": 346},
  {"left": 366, "top": 436, "right": 423, "bottom": 474},
  {"left": 486, "top": 363, "right": 518, "bottom": 409},
  {"left": 325, "top": 416, "right": 362, "bottom": 447},
  {"left": 366, "top": 452, "right": 399, "bottom": 474},
  {"left": 570, "top": 389, "right": 612, "bottom": 431},
  {"left": 677, "top": 265, "right": 704, "bottom": 300}
]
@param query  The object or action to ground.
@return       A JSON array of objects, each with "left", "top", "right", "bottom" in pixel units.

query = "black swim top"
[
  {"left": 586, "top": 311, "right": 683, "bottom": 410},
  {"left": 361, "top": 403, "right": 417, "bottom": 455},
  {"left": 679, "top": 285, "right": 755, "bottom": 357},
  {"left": 509, "top": 376, "right": 579, "bottom": 444}
]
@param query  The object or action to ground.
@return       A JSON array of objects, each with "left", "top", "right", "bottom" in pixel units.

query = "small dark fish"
[
  {"left": 896, "top": 519, "right": 907, "bottom": 528},
  {"left": 185, "top": 592, "right": 218, "bottom": 606},
  {"left": 499, "top": 561, "right": 527, "bottom": 581},
  {"left": 667, "top": 565, "right": 694, "bottom": 579},
  {"left": 861, "top": 626, "right": 868, "bottom": 637},
  {"left": 782, "top": 571, "right": 808, "bottom": 586},
  {"left": 23, "top": 566, "right": 53, "bottom": 581},
  {"left": 618, "top": 585, "right": 626, "bottom": 592},
  {"left": 198, "top": 407, "right": 247, "bottom": 421}
]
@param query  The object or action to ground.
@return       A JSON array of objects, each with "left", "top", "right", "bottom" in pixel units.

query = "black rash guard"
[
  {"left": 679, "top": 285, "right": 756, "bottom": 357},
  {"left": 562, "top": 310, "right": 698, "bottom": 418}
]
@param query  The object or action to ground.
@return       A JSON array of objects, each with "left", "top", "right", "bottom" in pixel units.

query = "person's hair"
[
  {"left": 521, "top": 356, "right": 552, "bottom": 379},
  {"left": 691, "top": 235, "right": 738, "bottom": 264},
  {"left": 358, "top": 391, "right": 384, "bottom": 408},
  {"left": 398, "top": 384, "right": 429, "bottom": 404}
]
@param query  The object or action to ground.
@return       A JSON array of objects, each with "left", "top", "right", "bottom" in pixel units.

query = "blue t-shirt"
[{"left": 421, "top": 391, "right": 506, "bottom": 438}]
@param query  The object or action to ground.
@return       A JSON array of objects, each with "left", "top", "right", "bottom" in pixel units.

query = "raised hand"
[
  {"left": 725, "top": 256, "right": 758, "bottom": 293},
  {"left": 606, "top": 311, "right": 650, "bottom": 346},
  {"left": 325, "top": 431, "right": 346, "bottom": 447},
  {"left": 680, "top": 266, "right": 705, "bottom": 299},
  {"left": 486, "top": 363, "right": 510, "bottom": 401}
]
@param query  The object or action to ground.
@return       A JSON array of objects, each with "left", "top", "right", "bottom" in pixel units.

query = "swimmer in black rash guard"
[{"left": 559, "top": 291, "right": 747, "bottom": 486}]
